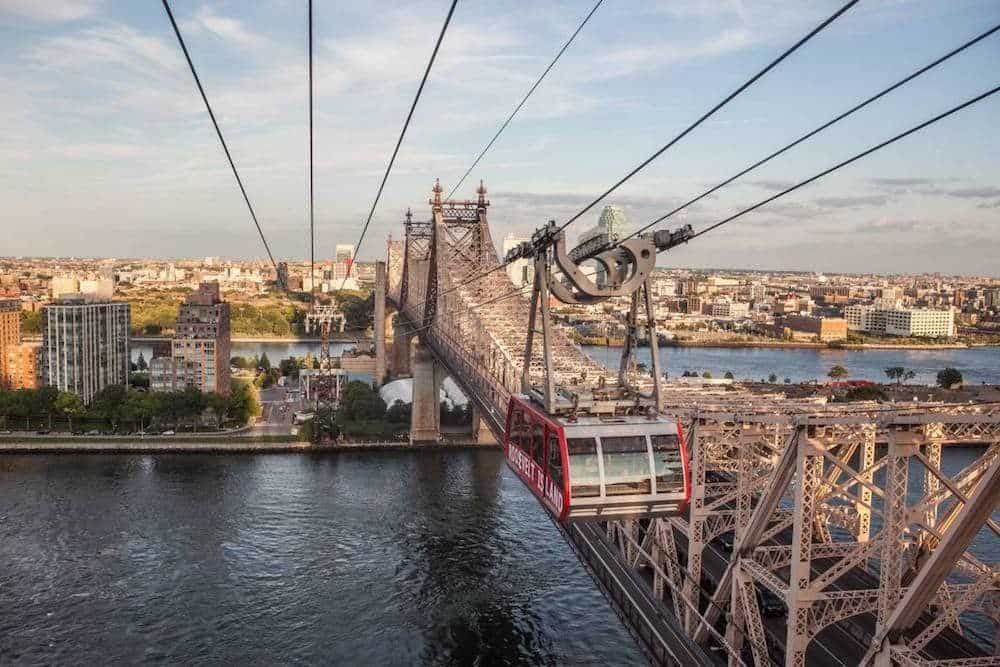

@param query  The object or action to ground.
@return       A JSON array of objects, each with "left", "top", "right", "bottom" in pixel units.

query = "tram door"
[{"left": 505, "top": 400, "right": 566, "bottom": 517}]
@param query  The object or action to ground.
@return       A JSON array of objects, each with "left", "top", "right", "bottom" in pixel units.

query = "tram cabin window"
[
  {"left": 532, "top": 422, "right": 545, "bottom": 468},
  {"left": 510, "top": 409, "right": 531, "bottom": 451},
  {"left": 601, "top": 436, "right": 652, "bottom": 495},
  {"left": 567, "top": 437, "right": 600, "bottom": 498},
  {"left": 651, "top": 434, "right": 683, "bottom": 493},
  {"left": 547, "top": 433, "right": 563, "bottom": 488}
]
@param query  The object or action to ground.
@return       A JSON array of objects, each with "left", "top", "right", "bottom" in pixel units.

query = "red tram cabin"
[{"left": 503, "top": 395, "right": 690, "bottom": 522}]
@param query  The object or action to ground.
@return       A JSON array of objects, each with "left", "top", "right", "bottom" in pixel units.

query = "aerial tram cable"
[
  {"left": 338, "top": 0, "right": 459, "bottom": 292},
  {"left": 684, "top": 83, "right": 1000, "bottom": 244},
  {"left": 160, "top": 0, "right": 278, "bottom": 270},
  {"left": 404, "top": 0, "right": 859, "bottom": 311},
  {"left": 551, "top": 0, "right": 859, "bottom": 238},
  {"left": 445, "top": 0, "right": 606, "bottom": 200},
  {"left": 615, "top": 22, "right": 1000, "bottom": 246},
  {"left": 308, "top": 0, "right": 316, "bottom": 303}
]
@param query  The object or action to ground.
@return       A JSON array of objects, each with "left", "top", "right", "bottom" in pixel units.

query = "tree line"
[
  {"left": 0, "top": 381, "right": 260, "bottom": 434},
  {"left": 306, "top": 380, "right": 471, "bottom": 443}
]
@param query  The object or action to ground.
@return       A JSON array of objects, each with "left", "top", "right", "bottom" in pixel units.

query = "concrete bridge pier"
[
  {"left": 410, "top": 337, "right": 442, "bottom": 443},
  {"left": 388, "top": 325, "right": 412, "bottom": 378},
  {"left": 374, "top": 261, "right": 387, "bottom": 387},
  {"left": 470, "top": 405, "right": 497, "bottom": 445}
]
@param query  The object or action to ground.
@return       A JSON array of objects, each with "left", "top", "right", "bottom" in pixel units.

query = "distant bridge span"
[{"left": 378, "top": 182, "right": 1000, "bottom": 667}]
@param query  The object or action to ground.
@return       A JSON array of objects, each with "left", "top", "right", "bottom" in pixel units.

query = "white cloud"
[
  {"left": 185, "top": 5, "right": 269, "bottom": 50},
  {"left": 28, "top": 23, "right": 182, "bottom": 73},
  {"left": 0, "top": 0, "right": 100, "bottom": 22}
]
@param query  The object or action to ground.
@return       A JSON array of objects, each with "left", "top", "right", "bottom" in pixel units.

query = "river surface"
[
  {"left": 0, "top": 451, "right": 644, "bottom": 665},
  {"left": 2, "top": 448, "right": 996, "bottom": 662},
  {"left": 583, "top": 345, "right": 1000, "bottom": 385},
  {"left": 132, "top": 342, "right": 999, "bottom": 386}
]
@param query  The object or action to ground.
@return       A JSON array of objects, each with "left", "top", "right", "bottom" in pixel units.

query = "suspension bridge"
[
  {"left": 366, "top": 180, "right": 1000, "bottom": 667},
  {"left": 156, "top": 0, "right": 1000, "bottom": 662}
]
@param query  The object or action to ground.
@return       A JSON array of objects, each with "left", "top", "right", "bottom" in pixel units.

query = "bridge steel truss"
[{"left": 387, "top": 183, "right": 1000, "bottom": 666}]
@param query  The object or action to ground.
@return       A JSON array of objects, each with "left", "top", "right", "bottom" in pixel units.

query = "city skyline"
[{"left": 0, "top": 1, "right": 998, "bottom": 273}]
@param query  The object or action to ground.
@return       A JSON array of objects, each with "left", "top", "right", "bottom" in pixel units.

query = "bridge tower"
[{"left": 374, "top": 260, "right": 387, "bottom": 387}]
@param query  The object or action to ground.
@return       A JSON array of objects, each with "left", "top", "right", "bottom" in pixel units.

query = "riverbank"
[
  {"left": 0, "top": 435, "right": 495, "bottom": 453},
  {"left": 0, "top": 438, "right": 310, "bottom": 453},
  {"left": 134, "top": 335, "right": 371, "bottom": 343},
  {"left": 581, "top": 338, "right": 983, "bottom": 351},
  {"left": 664, "top": 340, "right": 974, "bottom": 351},
  {"left": 23, "top": 335, "right": 373, "bottom": 344}
]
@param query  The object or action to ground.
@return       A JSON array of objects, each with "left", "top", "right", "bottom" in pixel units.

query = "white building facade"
[
  {"left": 501, "top": 234, "right": 534, "bottom": 288},
  {"left": 844, "top": 304, "right": 954, "bottom": 337},
  {"left": 40, "top": 299, "right": 130, "bottom": 403}
]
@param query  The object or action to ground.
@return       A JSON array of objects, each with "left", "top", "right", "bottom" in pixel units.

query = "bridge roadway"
[
  {"left": 564, "top": 521, "right": 718, "bottom": 666},
  {"left": 674, "top": 522, "right": 984, "bottom": 665}
]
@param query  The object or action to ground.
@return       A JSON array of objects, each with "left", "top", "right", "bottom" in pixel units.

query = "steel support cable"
[
  {"left": 553, "top": 0, "right": 860, "bottom": 237},
  {"left": 618, "top": 22, "right": 1000, "bottom": 245},
  {"left": 339, "top": 0, "right": 459, "bottom": 292},
  {"left": 407, "top": 0, "right": 858, "bottom": 311},
  {"left": 308, "top": 0, "right": 316, "bottom": 302},
  {"left": 161, "top": 0, "right": 277, "bottom": 269},
  {"left": 687, "top": 83, "right": 1000, "bottom": 243},
  {"left": 446, "top": 0, "right": 606, "bottom": 199}
]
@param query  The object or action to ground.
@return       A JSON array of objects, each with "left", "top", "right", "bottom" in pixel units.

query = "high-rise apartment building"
[
  {"left": 153, "top": 282, "right": 230, "bottom": 396},
  {"left": 575, "top": 206, "right": 630, "bottom": 287},
  {"left": 335, "top": 244, "right": 355, "bottom": 265},
  {"left": 40, "top": 298, "right": 130, "bottom": 403},
  {"left": 5, "top": 344, "right": 39, "bottom": 389},
  {"left": 501, "top": 234, "right": 534, "bottom": 288},
  {"left": 50, "top": 276, "right": 113, "bottom": 301},
  {"left": 276, "top": 262, "right": 290, "bottom": 290},
  {"left": 0, "top": 300, "right": 21, "bottom": 389}
]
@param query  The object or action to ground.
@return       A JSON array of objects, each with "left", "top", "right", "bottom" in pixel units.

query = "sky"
[{"left": 0, "top": 0, "right": 997, "bottom": 275}]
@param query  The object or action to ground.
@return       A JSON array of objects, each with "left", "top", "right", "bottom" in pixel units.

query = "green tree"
[
  {"left": 936, "top": 368, "right": 963, "bottom": 389},
  {"left": 206, "top": 393, "right": 229, "bottom": 429},
  {"left": 308, "top": 406, "right": 339, "bottom": 444},
  {"left": 386, "top": 400, "right": 411, "bottom": 423},
  {"left": 334, "top": 291, "right": 375, "bottom": 331},
  {"left": 227, "top": 380, "right": 261, "bottom": 425},
  {"left": 121, "top": 391, "right": 155, "bottom": 431},
  {"left": 838, "top": 385, "right": 889, "bottom": 403},
  {"left": 279, "top": 357, "right": 301, "bottom": 379},
  {"left": 885, "top": 367, "right": 917, "bottom": 386},
  {"left": 258, "top": 352, "right": 271, "bottom": 372},
  {"left": 54, "top": 392, "right": 85, "bottom": 432},
  {"left": 702, "top": 371, "right": 712, "bottom": 379},
  {"left": 827, "top": 365, "right": 849, "bottom": 381},
  {"left": 768, "top": 373, "right": 778, "bottom": 383},
  {"left": 20, "top": 310, "right": 41, "bottom": 334},
  {"left": 136, "top": 352, "right": 148, "bottom": 372},
  {"left": 336, "top": 381, "right": 386, "bottom": 422},
  {"left": 90, "top": 385, "right": 128, "bottom": 430},
  {"left": 723, "top": 371, "right": 734, "bottom": 380}
]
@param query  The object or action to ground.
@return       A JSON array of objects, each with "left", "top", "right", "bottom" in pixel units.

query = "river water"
[
  {"left": 132, "top": 342, "right": 1000, "bottom": 386},
  {"left": 583, "top": 345, "right": 1000, "bottom": 385},
  {"left": 0, "top": 451, "right": 644, "bottom": 665},
  {"left": 2, "top": 448, "right": 996, "bottom": 661}
]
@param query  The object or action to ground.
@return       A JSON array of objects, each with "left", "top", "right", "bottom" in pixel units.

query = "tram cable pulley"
[{"left": 508, "top": 222, "right": 693, "bottom": 416}]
